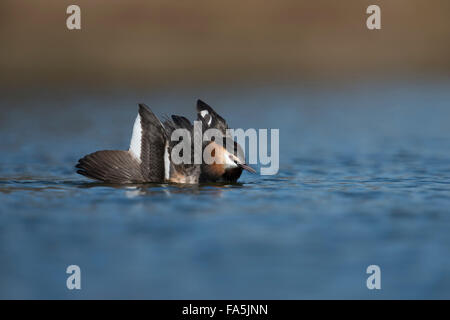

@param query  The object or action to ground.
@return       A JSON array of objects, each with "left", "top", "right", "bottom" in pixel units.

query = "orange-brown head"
[{"left": 200, "top": 137, "right": 256, "bottom": 183}]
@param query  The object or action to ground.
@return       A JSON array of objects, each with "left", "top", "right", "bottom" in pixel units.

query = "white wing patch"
[
  {"left": 129, "top": 114, "right": 142, "bottom": 162},
  {"left": 200, "top": 110, "right": 212, "bottom": 125},
  {"left": 164, "top": 143, "right": 170, "bottom": 181}
]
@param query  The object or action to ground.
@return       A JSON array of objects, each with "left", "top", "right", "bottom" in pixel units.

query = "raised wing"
[{"left": 196, "top": 99, "right": 229, "bottom": 134}]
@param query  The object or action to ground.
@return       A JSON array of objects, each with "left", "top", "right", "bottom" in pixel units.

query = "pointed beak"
[{"left": 238, "top": 163, "right": 257, "bottom": 174}]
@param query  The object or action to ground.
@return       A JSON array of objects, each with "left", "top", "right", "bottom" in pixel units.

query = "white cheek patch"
[
  {"left": 129, "top": 114, "right": 142, "bottom": 162},
  {"left": 223, "top": 151, "right": 239, "bottom": 168}
]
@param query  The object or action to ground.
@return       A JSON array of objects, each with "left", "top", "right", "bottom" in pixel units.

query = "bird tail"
[{"left": 76, "top": 150, "right": 145, "bottom": 183}]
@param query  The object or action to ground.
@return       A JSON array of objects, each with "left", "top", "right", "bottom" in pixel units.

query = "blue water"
[{"left": 1, "top": 80, "right": 450, "bottom": 299}]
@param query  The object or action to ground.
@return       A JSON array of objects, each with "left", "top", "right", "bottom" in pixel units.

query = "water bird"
[{"left": 76, "top": 100, "right": 256, "bottom": 184}]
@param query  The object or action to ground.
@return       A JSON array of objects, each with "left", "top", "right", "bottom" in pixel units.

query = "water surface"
[{"left": 1, "top": 81, "right": 450, "bottom": 298}]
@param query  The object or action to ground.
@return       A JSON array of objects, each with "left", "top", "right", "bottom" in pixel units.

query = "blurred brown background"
[{"left": 0, "top": 0, "right": 449, "bottom": 90}]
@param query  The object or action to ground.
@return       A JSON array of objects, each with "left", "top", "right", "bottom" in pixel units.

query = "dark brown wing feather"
[
  {"left": 76, "top": 150, "right": 145, "bottom": 183},
  {"left": 138, "top": 103, "right": 167, "bottom": 182},
  {"left": 163, "top": 115, "right": 201, "bottom": 183},
  {"left": 171, "top": 115, "right": 193, "bottom": 131}
]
